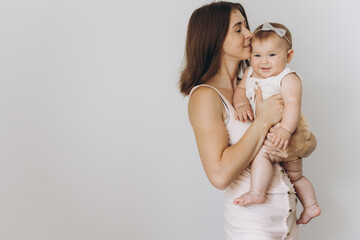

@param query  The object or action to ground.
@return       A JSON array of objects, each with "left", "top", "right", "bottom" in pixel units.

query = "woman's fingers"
[
  {"left": 270, "top": 134, "right": 276, "bottom": 143},
  {"left": 268, "top": 154, "right": 283, "bottom": 163},
  {"left": 264, "top": 139, "right": 275, "bottom": 148},
  {"left": 269, "top": 126, "right": 278, "bottom": 133},
  {"left": 283, "top": 140, "right": 289, "bottom": 150},
  {"left": 273, "top": 136, "right": 281, "bottom": 148},
  {"left": 267, "top": 150, "right": 286, "bottom": 160},
  {"left": 254, "top": 86, "right": 263, "bottom": 103},
  {"left": 272, "top": 94, "right": 283, "bottom": 100},
  {"left": 278, "top": 138, "right": 285, "bottom": 150},
  {"left": 264, "top": 148, "right": 286, "bottom": 162},
  {"left": 254, "top": 87, "right": 263, "bottom": 117},
  {"left": 268, "top": 94, "right": 283, "bottom": 103},
  {"left": 267, "top": 132, "right": 274, "bottom": 140},
  {"left": 255, "top": 93, "right": 284, "bottom": 126}
]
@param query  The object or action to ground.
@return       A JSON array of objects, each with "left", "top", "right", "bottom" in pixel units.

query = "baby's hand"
[
  {"left": 268, "top": 126, "right": 291, "bottom": 150},
  {"left": 235, "top": 105, "right": 254, "bottom": 123}
]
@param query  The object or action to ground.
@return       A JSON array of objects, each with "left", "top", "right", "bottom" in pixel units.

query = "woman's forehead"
[{"left": 229, "top": 9, "right": 246, "bottom": 28}]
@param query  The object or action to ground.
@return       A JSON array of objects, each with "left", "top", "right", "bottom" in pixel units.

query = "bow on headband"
[{"left": 255, "top": 22, "right": 291, "bottom": 46}]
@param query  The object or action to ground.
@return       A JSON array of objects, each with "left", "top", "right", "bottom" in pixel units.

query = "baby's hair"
[{"left": 253, "top": 22, "right": 292, "bottom": 50}]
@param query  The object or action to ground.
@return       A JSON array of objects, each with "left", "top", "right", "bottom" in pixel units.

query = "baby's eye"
[
  {"left": 269, "top": 53, "right": 276, "bottom": 57},
  {"left": 253, "top": 54, "right": 260, "bottom": 57}
]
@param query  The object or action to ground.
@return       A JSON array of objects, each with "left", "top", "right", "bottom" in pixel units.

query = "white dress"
[{"left": 189, "top": 84, "right": 298, "bottom": 240}]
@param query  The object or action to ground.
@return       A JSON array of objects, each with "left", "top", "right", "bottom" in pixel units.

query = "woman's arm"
[{"left": 188, "top": 87, "right": 283, "bottom": 190}]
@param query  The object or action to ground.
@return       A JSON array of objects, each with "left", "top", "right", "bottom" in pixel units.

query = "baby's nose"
[{"left": 261, "top": 57, "right": 269, "bottom": 63}]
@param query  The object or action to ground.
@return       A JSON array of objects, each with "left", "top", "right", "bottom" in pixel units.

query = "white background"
[{"left": 1, "top": 0, "right": 359, "bottom": 239}]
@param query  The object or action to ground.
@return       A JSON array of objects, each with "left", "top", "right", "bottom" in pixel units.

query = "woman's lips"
[{"left": 244, "top": 44, "right": 252, "bottom": 50}]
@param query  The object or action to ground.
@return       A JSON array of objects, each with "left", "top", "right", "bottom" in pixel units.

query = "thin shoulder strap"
[
  {"left": 189, "top": 84, "right": 235, "bottom": 126},
  {"left": 189, "top": 84, "right": 234, "bottom": 111}
]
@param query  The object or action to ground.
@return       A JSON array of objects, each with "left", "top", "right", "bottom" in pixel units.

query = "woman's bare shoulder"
[
  {"left": 189, "top": 85, "right": 220, "bottom": 102},
  {"left": 188, "top": 86, "right": 224, "bottom": 125}
]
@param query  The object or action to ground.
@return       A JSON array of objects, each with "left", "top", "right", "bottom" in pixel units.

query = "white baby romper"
[{"left": 245, "top": 66, "right": 297, "bottom": 113}]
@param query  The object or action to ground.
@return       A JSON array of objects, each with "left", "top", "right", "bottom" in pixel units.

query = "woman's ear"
[{"left": 287, "top": 49, "right": 294, "bottom": 63}]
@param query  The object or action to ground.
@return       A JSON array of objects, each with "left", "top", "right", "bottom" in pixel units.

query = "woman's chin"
[{"left": 239, "top": 52, "right": 251, "bottom": 61}]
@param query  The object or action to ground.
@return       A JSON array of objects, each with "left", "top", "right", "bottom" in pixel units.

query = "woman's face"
[{"left": 222, "top": 9, "right": 252, "bottom": 61}]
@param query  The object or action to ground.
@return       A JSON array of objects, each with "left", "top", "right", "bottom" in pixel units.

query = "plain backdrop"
[{"left": 1, "top": 0, "right": 359, "bottom": 239}]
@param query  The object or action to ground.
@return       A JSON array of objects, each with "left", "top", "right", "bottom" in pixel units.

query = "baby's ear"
[{"left": 287, "top": 49, "right": 294, "bottom": 63}]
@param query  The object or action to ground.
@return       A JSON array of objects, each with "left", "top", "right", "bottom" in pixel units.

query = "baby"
[{"left": 232, "top": 23, "right": 321, "bottom": 224}]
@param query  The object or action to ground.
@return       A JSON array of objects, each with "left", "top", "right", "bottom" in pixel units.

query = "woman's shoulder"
[
  {"left": 188, "top": 85, "right": 225, "bottom": 123},
  {"left": 189, "top": 85, "right": 223, "bottom": 109},
  {"left": 189, "top": 84, "right": 220, "bottom": 96}
]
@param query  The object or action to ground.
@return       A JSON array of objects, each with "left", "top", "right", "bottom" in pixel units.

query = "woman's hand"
[
  {"left": 255, "top": 87, "right": 284, "bottom": 126},
  {"left": 264, "top": 125, "right": 317, "bottom": 162}
]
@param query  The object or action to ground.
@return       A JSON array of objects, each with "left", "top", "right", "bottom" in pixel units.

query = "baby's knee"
[{"left": 286, "top": 170, "right": 303, "bottom": 182}]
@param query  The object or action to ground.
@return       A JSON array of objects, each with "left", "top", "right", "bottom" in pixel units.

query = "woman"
[{"left": 179, "top": 2, "right": 316, "bottom": 239}]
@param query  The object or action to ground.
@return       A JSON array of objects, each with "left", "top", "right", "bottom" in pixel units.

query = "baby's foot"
[
  {"left": 297, "top": 204, "right": 321, "bottom": 224},
  {"left": 233, "top": 191, "right": 266, "bottom": 206}
]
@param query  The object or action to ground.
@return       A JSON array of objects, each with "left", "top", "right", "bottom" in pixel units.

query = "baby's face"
[{"left": 250, "top": 36, "right": 290, "bottom": 79}]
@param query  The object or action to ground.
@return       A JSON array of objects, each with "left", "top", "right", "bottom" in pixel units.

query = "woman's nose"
[{"left": 244, "top": 27, "right": 253, "bottom": 39}]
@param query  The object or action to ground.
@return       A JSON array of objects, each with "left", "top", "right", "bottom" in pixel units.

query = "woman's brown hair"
[{"left": 179, "top": 1, "right": 250, "bottom": 96}]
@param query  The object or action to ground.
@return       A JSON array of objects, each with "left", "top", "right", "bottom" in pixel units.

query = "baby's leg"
[
  {"left": 282, "top": 160, "right": 321, "bottom": 224},
  {"left": 233, "top": 145, "right": 273, "bottom": 206}
]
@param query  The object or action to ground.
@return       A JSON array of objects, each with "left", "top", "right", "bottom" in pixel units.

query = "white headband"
[{"left": 254, "top": 22, "right": 291, "bottom": 46}]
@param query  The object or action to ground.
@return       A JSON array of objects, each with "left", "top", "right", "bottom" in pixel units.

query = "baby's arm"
[
  {"left": 234, "top": 68, "right": 253, "bottom": 122},
  {"left": 271, "top": 73, "right": 302, "bottom": 149}
]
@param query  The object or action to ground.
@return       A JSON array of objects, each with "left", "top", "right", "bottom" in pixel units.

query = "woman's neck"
[{"left": 206, "top": 58, "right": 239, "bottom": 90}]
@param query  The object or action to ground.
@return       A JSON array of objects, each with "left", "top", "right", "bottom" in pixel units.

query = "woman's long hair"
[{"left": 179, "top": 1, "right": 250, "bottom": 96}]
